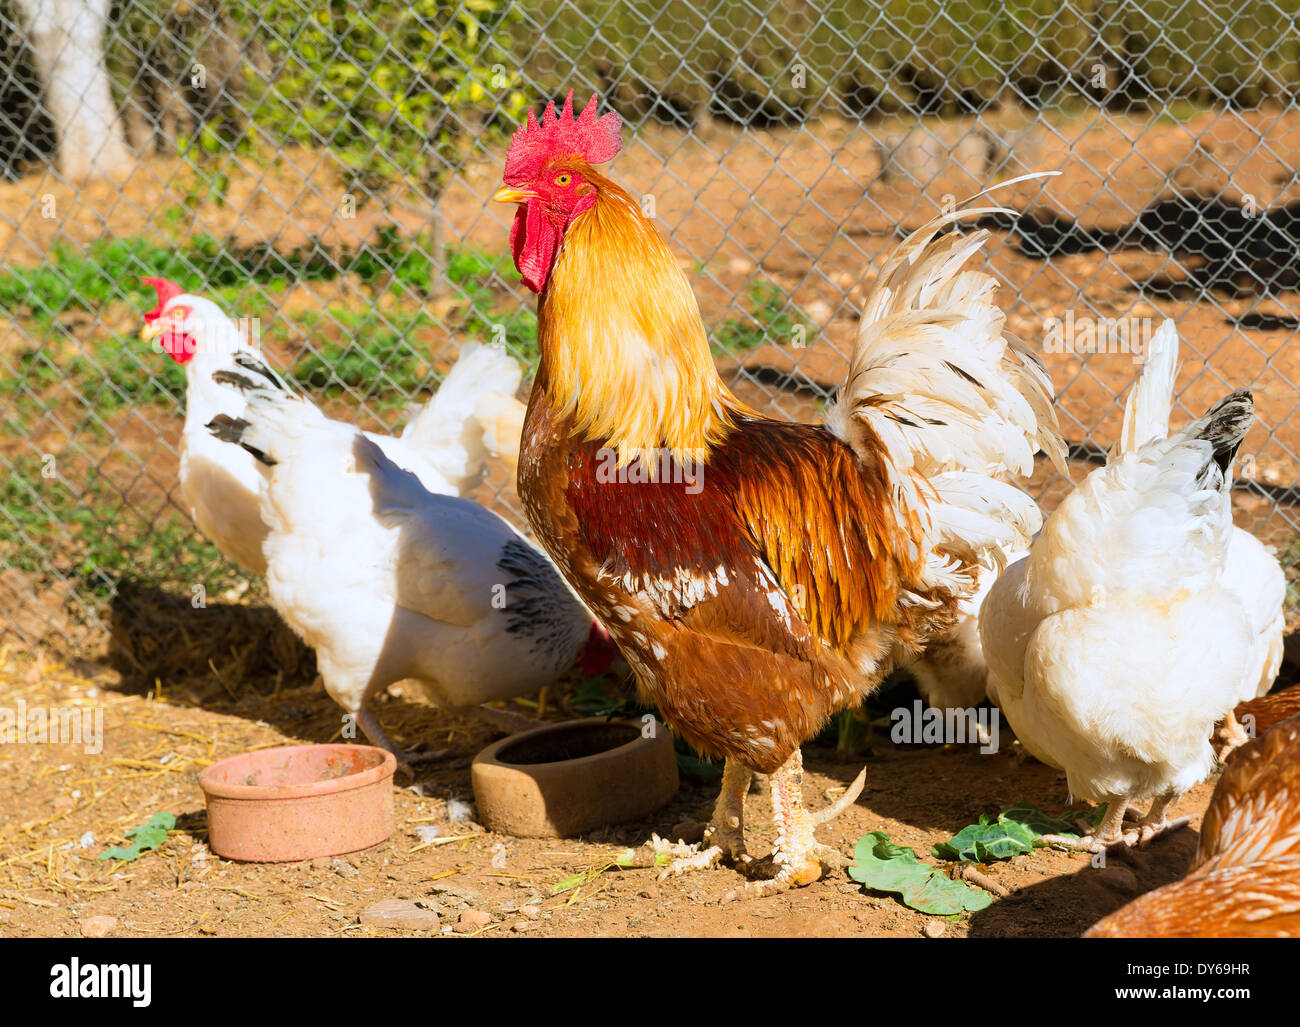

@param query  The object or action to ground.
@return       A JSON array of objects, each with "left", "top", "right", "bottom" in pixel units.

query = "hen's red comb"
[
  {"left": 503, "top": 91, "right": 622, "bottom": 186},
  {"left": 141, "top": 277, "right": 183, "bottom": 321}
]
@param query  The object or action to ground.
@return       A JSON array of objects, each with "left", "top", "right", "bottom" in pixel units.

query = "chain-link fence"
[{"left": 2, "top": 0, "right": 1299, "bottom": 656}]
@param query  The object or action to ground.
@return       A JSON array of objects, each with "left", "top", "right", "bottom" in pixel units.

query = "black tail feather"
[
  {"left": 206, "top": 413, "right": 276, "bottom": 466},
  {"left": 1182, "top": 388, "right": 1253, "bottom": 483}
]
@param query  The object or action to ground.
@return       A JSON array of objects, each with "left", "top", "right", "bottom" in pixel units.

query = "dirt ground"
[{"left": 0, "top": 642, "right": 1233, "bottom": 939}]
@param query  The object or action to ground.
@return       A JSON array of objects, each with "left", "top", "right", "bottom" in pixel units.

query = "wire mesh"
[{"left": 2, "top": 0, "right": 1298, "bottom": 653}]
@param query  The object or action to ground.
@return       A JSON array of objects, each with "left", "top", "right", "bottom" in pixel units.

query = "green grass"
[
  {"left": 0, "top": 331, "right": 188, "bottom": 427},
  {"left": 286, "top": 306, "right": 433, "bottom": 397},
  {"left": 1278, "top": 539, "right": 1300, "bottom": 612},
  {"left": 446, "top": 247, "right": 538, "bottom": 362},
  {"left": 0, "top": 228, "right": 517, "bottom": 326},
  {"left": 0, "top": 232, "right": 534, "bottom": 428},
  {"left": 711, "top": 281, "right": 812, "bottom": 356},
  {"left": 0, "top": 455, "right": 237, "bottom": 597}
]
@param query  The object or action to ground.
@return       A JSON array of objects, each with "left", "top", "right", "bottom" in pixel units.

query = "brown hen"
[{"left": 1087, "top": 714, "right": 1300, "bottom": 937}]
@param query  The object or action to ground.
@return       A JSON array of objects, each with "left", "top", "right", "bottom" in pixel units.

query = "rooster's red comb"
[
  {"left": 503, "top": 91, "right": 622, "bottom": 186},
  {"left": 141, "top": 277, "right": 184, "bottom": 322}
]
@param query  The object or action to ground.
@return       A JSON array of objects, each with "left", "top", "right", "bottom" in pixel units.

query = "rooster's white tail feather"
[{"left": 825, "top": 208, "right": 1067, "bottom": 587}]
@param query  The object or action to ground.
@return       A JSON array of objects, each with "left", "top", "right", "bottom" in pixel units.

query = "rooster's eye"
[{"left": 555, "top": 173, "right": 572, "bottom": 187}]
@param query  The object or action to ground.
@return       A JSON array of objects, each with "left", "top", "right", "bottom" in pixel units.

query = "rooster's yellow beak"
[
  {"left": 492, "top": 186, "right": 537, "bottom": 204},
  {"left": 140, "top": 320, "right": 166, "bottom": 342}
]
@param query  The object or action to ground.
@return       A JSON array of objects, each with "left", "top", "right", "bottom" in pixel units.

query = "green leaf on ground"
[
  {"left": 99, "top": 812, "right": 176, "bottom": 862},
  {"left": 933, "top": 798, "right": 1109, "bottom": 861},
  {"left": 932, "top": 814, "right": 1037, "bottom": 862},
  {"left": 848, "top": 831, "right": 992, "bottom": 915}
]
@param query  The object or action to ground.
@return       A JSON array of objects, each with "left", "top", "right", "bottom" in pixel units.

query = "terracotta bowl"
[
  {"left": 199, "top": 744, "right": 396, "bottom": 862},
  {"left": 472, "top": 717, "right": 679, "bottom": 838}
]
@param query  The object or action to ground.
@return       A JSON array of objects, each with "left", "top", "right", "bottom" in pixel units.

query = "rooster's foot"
[
  {"left": 650, "top": 835, "right": 727, "bottom": 877},
  {"left": 723, "top": 750, "right": 866, "bottom": 902},
  {"left": 1042, "top": 796, "right": 1138, "bottom": 853},
  {"left": 1041, "top": 830, "right": 1140, "bottom": 854},
  {"left": 1137, "top": 816, "right": 1190, "bottom": 847},
  {"left": 650, "top": 818, "right": 754, "bottom": 878},
  {"left": 652, "top": 758, "right": 755, "bottom": 879}
]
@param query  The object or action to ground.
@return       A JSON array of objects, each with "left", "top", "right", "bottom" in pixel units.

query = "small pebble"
[
  {"left": 638, "top": 886, "right": 659, "bottom": 900},
  {"left": 924, "top": 920, "right": 946, "bottom": 939},
  {"left": 517, "top": 904, "right": 541, "bottom": 921},
  {"left": 81, "top": 915, "right": 117, "bottom": 938},
  {"left": 78, "top": 832, "right": 96, "bottom": 849},
  {"left": 1098, "top": 865, "right": 1140, "bottom": 894},
  {"left": 454, "top": 909, "right": 492, "bottom": 933},
  {"left": 359, "top": 898, "right": 441, "bottom": 932},
  {"left": 332, "top": 858, "right": 360, "bottom": 879},
  {"left": 430, "top": 883, "right": 482, "bottom": 905}
]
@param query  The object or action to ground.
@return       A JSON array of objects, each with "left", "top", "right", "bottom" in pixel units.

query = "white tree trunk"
[{"left": 13, "top": 0, "right": 133, "bottom": 179}]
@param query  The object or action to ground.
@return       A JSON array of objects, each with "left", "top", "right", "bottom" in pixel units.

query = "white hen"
[
  {"left": 206, "top": 369, "right": 604, "bottom": 767},
  {"left": 1110, "top": 318, "right": 1285, "bottom": 755},
  {"left": 980, "top": 320, "right": 1256, "bottom": 849},
  {"left": 141, "top": 278, "right": 525, "bottom": 575}
]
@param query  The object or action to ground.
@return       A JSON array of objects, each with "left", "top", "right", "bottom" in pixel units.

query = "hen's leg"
[
  {"left": 354, "top": 708, "right": 452, "bottom": 777},
  {"left": 1041, "top": 795, "right": 1137, "bottom": 852},
  {"left": 728, "top": 748, "right": 866, "bottom": 901},
  {"left": 1136, "top": 791, "right": 1189, "bottom": 846},
  {"left": 656, "top": 759, "right": 752, "bottom": 876}
]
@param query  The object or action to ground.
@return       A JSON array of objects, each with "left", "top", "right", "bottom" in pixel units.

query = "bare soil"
[{"left": 0, "top": 647, "right": 1221, "bottom": 939}]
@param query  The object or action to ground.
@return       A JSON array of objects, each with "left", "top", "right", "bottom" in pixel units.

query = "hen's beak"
[
  {"left": 140, "top": 320, "right": 166, "bottom": 342},
  {"left": 492, "top": 186, "right": 537, "bottom": 204}
]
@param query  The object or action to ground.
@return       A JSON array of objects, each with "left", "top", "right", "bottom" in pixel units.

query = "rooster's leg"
[
  {"left": 655, "top": 759, "right": 752, "bottom": 876},
  {"left": 1216, "top": 710, "right": 1251, "bottom": 760},
  {"left": 726, "top": 748, "right": 866, "bottom": 901}
]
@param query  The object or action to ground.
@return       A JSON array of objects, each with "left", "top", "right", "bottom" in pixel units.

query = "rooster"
[
  {"left": 982, "top": 321, "right": 1257, "bottom": 851},
  {"left": 492, "top": 93, "right": 1066, "bottom": 896},
  {"left": 140, "top": 277, "right": 525, "bottom": 575},
  {"left": 205, "top": 358, "right": 612, "bottom": 769},
  {"left": 901, "top": 552, "right": 1024, "bottom": 722}
]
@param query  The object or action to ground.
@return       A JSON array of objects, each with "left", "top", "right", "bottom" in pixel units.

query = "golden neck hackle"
[{"left": 537, "top": 169, "right": 750, "bottom": 467}]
